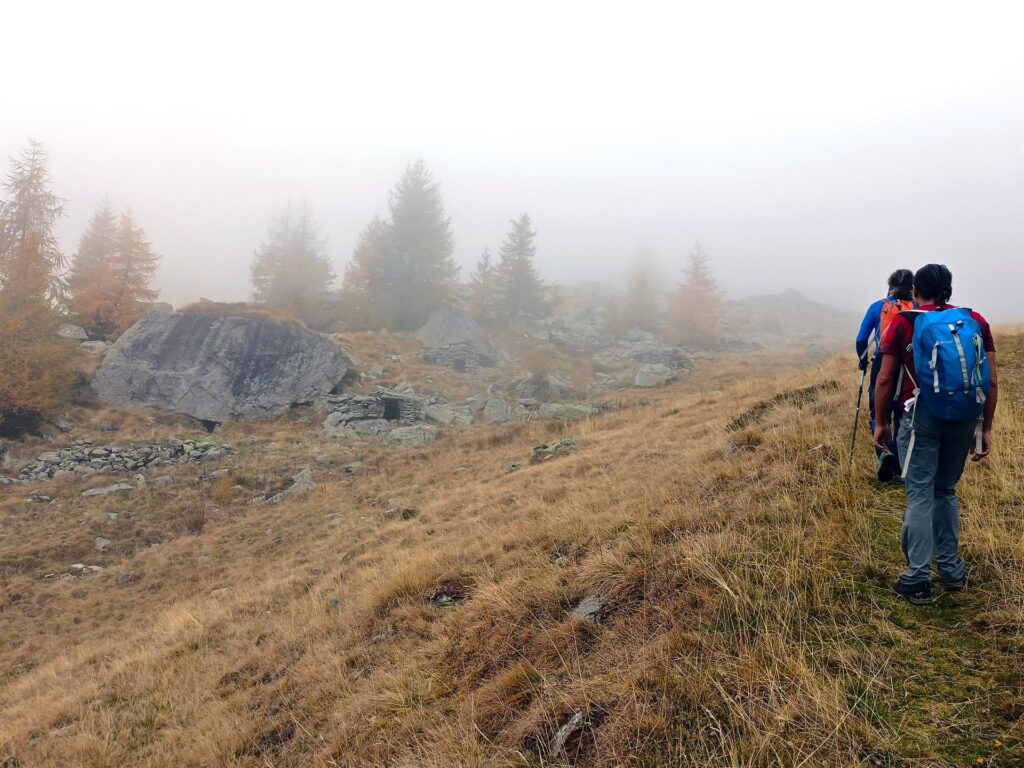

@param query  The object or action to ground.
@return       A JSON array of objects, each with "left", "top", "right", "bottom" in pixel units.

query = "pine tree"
[
  {"left": 251, "top": 201, "right": 334, "bottom": 322},
  {"left": 375, "top": 160, "right": 458, "bottom": 329},
  {"left": 340, "top": 215, "right": 387, "bottom": 329},
  {"left": 0, "top": 234, "right": 74, "bottom": 434},
  {"left": 496, "top": 213, "right": 546, "bottom": 319},
  {"left": 469, "top": 247, "right": 497, "bottom": 320},
  {"left": 622, "top": 255, "right": 660, "bottom": 333},
  {"left": 0, "top": 140, "right": 66, "bottom": 305},
  {"left": 667, "top": 242, "right": 723, "bottom": 347}
]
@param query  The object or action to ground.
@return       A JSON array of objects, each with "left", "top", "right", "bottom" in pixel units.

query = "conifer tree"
[
  {"left": 0, "top": 140, "right": 66, "bottom": 305},
  {"left": 251, "top": 201, "right": 334, "bottom": 322},
  {"left": 622, "top": 255, "right": 661, "bottom": 333},
  {"left": 69, "top": 202, "right": 161, "bottom": 339},
  {"left": 376, "top": 160, "right": 458, "bottom": 329},
  {"left": 666, "top": 242, "right": 723, "bottom": 347},
  {"left": 496, "top": 213, "right": 546, "bottom": 319},
  {"left": 0, "top": 234, "right": 74, "bottom": 434},
  {"left": 469, "top": 247, "right": 498, "bottom": 320},
  {"left": 341, "top": 215, "right": 387, "bottom": 329}
]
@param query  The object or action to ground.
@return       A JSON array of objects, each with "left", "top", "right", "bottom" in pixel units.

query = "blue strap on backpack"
[{"left": 900, "top": 307, "right": 990, "bottom": 478}]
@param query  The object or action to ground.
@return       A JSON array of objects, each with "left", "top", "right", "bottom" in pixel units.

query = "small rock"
[
  {"left": 384, "top": 506, "right": 417, "bottom": 521},
  {"left": 115, "top": 571, "right": 140, "bottom": 586},
  {"left": 504, "top": 463, "right": 522, "bottom": 474},
  {"left": 530, "top": 439, "right": 579, "bottom": 465},
  {"left": 57, "top": 323, "right": 88, "bottom": 340},
  {"left": 382, "top": 425, "right": 436, "bottom": 448},
  {"left": 81, "top": 482, "right": 134, "bottom": 497},
  {"left": 538, "top": 403, "right": 594, "bottom": 421},
  {"left": 210, "top": 587, "right": 231, "bottom": 597},
  {"left": 549, "top": 711, "right": 586, "bottom": 757},
  {"left": 634, "top": 363, "right": 678, "bottom": 388},
  {"left": 153, "top": 475, "right": 174, "bottom": 486},
  {"left": 572, "top": 595, "right": 604, "bottom": 624},
  {"left": 326, "top": 595, "right": 342, "bottom": 610},
  {"left": 95, "top": 537, "right": 111, "bottom": 553}
]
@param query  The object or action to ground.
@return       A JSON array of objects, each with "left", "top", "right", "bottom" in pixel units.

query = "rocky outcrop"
[
  {"left": 11, "top": 438, "right": 231, "bottom": 482},
  {"left": 93, "top": 311, "right": 352, "bottom": 421},
  {"left": 416, "top": 305, "right": 500, "bottom": 370}
]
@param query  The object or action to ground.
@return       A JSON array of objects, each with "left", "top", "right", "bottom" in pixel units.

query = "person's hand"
[
  {"left": 859, "top": 356, "right": 869, "bottom": 372},
  {"left": 873, "top": 423, "right": 892, "bottom": 454},
  {"left": 970, "top": 428, "right": 992, "bottom": 462}
]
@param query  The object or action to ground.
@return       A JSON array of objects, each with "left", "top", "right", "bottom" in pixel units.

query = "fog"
[{"left": 3, "top": 0, "right": 1022, "bottom": 320}]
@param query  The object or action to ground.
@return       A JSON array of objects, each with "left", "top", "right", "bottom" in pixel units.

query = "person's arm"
[
  {"left": 971, "top": 351, "right": 998, "bottom": 461},
  {"left": 855, "top": 302, "right": 879, "bottom": 369},
  {"left": 872, "top": 353, "right": 899, "bottom": 452}
]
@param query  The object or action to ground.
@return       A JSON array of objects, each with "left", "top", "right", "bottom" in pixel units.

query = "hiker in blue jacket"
[
  {"left": 873, "top": 264, "right": 998, "bottom": 605},
  {"left": 856, "top": 269, "right": 914, "bottom": 479}
]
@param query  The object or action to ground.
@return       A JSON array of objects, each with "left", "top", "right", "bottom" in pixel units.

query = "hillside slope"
[{"left": 1, "top": 335, "right": 1022, "bottom": 767}]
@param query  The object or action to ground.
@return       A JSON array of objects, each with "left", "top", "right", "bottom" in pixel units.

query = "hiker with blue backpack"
[
  {"left": 855, "top": 269, "right": 916, "bottom": 480},
  {"left": 873, "top": 264, "right": 998, "bottom": 605}
]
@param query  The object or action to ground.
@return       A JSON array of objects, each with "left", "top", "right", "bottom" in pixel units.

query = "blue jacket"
[{"left": 856, "top": 298, "right": 884, "bottom": 361}]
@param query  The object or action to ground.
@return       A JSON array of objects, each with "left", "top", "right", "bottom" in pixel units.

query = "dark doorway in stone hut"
[
  {"left": 383, "top": 397, "right": 402, "bottom": 421},
  {"left": 452, "top": 357, "right": 467, "bottom": 373}
]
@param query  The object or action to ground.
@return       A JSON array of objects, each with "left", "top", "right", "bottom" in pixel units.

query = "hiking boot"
[
  {"left": 939, "top": 572, "right": 968, "bottom": 592},
  {"left": 877, "top": 452, "right": 900, "bottom": 483},
  {"left": 893, "top": 577, "right": 935, "bottom": 605}
]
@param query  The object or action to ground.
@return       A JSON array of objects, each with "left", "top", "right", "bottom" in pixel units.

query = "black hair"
[
  {"left": 887, "top": 268, "right": 914, "bottom": 300},
  {"left": 913, "top": 263, "right": 953, "bottom": 304}
]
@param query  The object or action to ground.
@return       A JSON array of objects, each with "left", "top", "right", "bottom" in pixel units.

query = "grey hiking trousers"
[{"left": 896, "top": 399, "right": 973, "bottom": 584}]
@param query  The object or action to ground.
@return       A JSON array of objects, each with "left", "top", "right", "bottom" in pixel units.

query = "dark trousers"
[{"left": 868, "top": 355, "right": 904, "bottom": 467}]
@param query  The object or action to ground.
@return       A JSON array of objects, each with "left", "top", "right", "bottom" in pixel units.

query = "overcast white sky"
[{"left": 2, "top": 0, "right": 1022, "bottom": 320}]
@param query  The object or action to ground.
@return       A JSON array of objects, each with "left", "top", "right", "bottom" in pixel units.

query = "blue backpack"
[{"left": 908, "top": 307, "right": 990, "bottom": 421}]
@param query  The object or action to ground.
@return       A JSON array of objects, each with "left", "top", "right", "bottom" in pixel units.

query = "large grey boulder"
[
  {"left": 416, "top": 305, "right": 499, "bottom": 367},
  {"left": 93, "top": 312, "right": 352, "bottom": 421}
]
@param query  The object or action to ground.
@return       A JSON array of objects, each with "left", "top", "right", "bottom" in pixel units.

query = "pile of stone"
[
  {"left": 11, "top": 437, "right": 230, "bottom": 482},
  {"left": 321, "top": 385, "right": 428, "bottom": 438}
]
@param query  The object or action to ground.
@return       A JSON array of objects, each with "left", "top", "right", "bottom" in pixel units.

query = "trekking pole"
[{"left": 849, "top": 369, "right": 866, "bottom": 467}]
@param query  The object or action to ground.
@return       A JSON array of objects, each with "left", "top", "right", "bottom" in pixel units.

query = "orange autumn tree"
[
  {"left": 0, "top": 234, "right": 74, "bottom": 434},
  {"left": 69, "top": 201, "right": 160, "bottom": 339},
  {"left": 666, "top": 241, "right": 723, "bottom": 347}
]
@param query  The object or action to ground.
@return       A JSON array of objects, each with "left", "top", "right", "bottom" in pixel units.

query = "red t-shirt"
[{"left": 879, "top": 304, "right": 996, "bottom": 407}]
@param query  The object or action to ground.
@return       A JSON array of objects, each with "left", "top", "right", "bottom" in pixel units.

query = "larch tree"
[
  {"left": 0, "top": 233, "right": 74, "bottom": 435},
  {"left": 469, "top": 247, "right": 498, "bottom": 320},
  {"left": 0, "top": 140, "right": 66, "bottom": 306},
  {"left": 622, "top": 255, "right": 661, "bottom": 333},
  {"left": 69, "top": 202, "right": 161, "bottom": 339},
  {"left": 251, "top": 201, "right": 334, "bottom": 323},
  {"left": 496, "top": 213, "right": 546, "bottom": 319},
  {"left": 666, "top": 242, "right": 723, "bottom": 347},
  {"left": 340, "top": 215, "right": 387, "bottom": 329},
  {"left": 68, "top": 198, "right": 120, "bottom": 338},
  {"left": 376, "top": 160, "right": 458, "bottom": 329}
]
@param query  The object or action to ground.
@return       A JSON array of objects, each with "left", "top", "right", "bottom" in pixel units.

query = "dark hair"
[
  {"left": 913, "top": 263, "right": 953, "bottom": 304},
  {"left": 887, "top": 268, "right": 914, "bottom": 300}
]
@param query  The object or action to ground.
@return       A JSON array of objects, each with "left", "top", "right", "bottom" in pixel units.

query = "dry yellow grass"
[{"left": 1, "top": 335, "right": 1022, "bottom": 766}]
